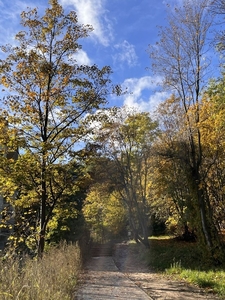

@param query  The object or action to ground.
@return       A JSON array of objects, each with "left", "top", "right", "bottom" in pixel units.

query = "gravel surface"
[{"left": 75, "top": 242, "right": 220, "bottom": 300}]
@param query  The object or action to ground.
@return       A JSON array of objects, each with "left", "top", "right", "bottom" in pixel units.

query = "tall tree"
[
  {"left": 0, "top": 0, "right": 118, "bottom": 256},
  {"left": 200, "top": 80, "right": 225, "bottom": 231},
  {"left": 92, "top": 107, "right": 159, "bottom": 248},
  {"left": 155, "top": 97, "right": 199, "bottom": 239},
  {"left": 149, "top": 0, "right": 223, "bottom": 261}
]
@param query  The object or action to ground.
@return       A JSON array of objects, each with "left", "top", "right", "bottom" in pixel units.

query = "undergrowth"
[
  {"left": 144, "top": 236, "right": 225, "bottom": 298},
  {"left": 0, "top": 242, "right": 81, "bottom": 300}
]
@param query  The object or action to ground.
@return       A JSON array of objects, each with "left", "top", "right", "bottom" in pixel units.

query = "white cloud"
[
  {"left": 73, "top": 49, "right": 92, "bottom": 65},
  {"left": 113, "top": 40, "right": 138, "bottom": 67},
  {"left": 147, "top": 91, "right": 169, "bottom": 111},
  {"left": 60, "top": 0, "right": 113, "bottom": 46},
  {"left": 122, "top": 76, "right": 169, "bottom": 112}
]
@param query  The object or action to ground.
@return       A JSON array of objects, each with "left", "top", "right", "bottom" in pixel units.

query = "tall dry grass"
[{"left": 0, "top": 242, "right": 81, "bottom": 300}]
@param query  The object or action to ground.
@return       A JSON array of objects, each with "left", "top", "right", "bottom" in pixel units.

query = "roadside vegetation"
[
  {"left": 0, "top": 242, "right": 81, "bottom": 300},
  {"left": 143, "top": 236, "right": 225, "bottom": 298}
]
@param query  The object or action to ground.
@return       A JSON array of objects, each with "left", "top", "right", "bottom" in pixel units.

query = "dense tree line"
[{"left": 1, "top": 0, "right": 225, "bottom": 263}]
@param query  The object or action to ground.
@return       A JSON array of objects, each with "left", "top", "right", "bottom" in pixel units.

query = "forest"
[{"left": 0, "top": 0, "right": 225, "bottom": 269}]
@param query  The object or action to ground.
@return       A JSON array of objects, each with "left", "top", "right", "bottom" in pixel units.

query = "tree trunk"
[
  {"left": 38, "top": 155, "right": 47, "bottom": 258},
  {"left": 139, "top": 215, "right": 150, "bottom": 248},
  {"left": 191, "top": 171, "right": 223, "bottom": 263},
  {"left": 38, "top": 231, "right": 45, "bottom": 258}
]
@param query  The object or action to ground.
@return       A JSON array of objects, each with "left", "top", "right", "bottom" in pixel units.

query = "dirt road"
[
  {"left": 75, "top": 243, "right": 220, "bottom": 300},
  {"left": 76, "top": 256, "right": 152, "bottom": 299}
]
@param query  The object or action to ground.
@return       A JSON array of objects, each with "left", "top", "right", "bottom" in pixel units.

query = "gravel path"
[
  {"left": 75, "top": 243, "right": 220, "bottom": 300},
  {"left": 75, "top": 256, "right": 152, "bottom": 299}
]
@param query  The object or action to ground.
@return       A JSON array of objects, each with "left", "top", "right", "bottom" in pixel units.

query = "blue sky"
[{"left": 0, "top": 0, "right": 211, "bottom": 112}]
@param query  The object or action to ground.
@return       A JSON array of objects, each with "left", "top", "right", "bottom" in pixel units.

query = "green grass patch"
[
  {"left": 167, "top": 268, "right": 225, "bottom": 296},
  {"left": 143, "top": 236, "right": 225, "bottom": 298}
]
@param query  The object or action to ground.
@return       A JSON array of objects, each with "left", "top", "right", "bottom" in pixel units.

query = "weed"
[{"left": 0, "top": 242, "right": 81, "bottom": 300}]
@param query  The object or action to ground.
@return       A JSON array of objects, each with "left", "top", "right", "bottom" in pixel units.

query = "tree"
[
  {"left": 211, "top": 0, "right": 225, "bottom": 55},
  {"left": 0, "top": 0, "right": 118, "bottom": 256},
  {"left": 149, "top": 0, "right": 223, "bottom": 261},
  {"left": 199, "top": 80, "right": 225, "bottom": 231},
  {"left": 154, "top": 97, "right": 199, "bottom": 239},
  {"left": 92, "top": 107, "right": 159, "bottom": 248},
  {"left": 83, "top": 184, "right": 126, "bottom": 242}
]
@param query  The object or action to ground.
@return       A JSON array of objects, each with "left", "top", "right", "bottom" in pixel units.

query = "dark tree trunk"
[{"left": 38, "top": 155, "right": 47, "bottom": 258}]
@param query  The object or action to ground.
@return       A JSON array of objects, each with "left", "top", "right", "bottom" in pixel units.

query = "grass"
[
  {"left": 168, "top": 268, "right": 225, "bottom": 295},
  {"left": 143, "top": 236, "right": 225, "bottom": 298},
  {"left": 0, "top": 242, "right": 81, "bottom": 300}
]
